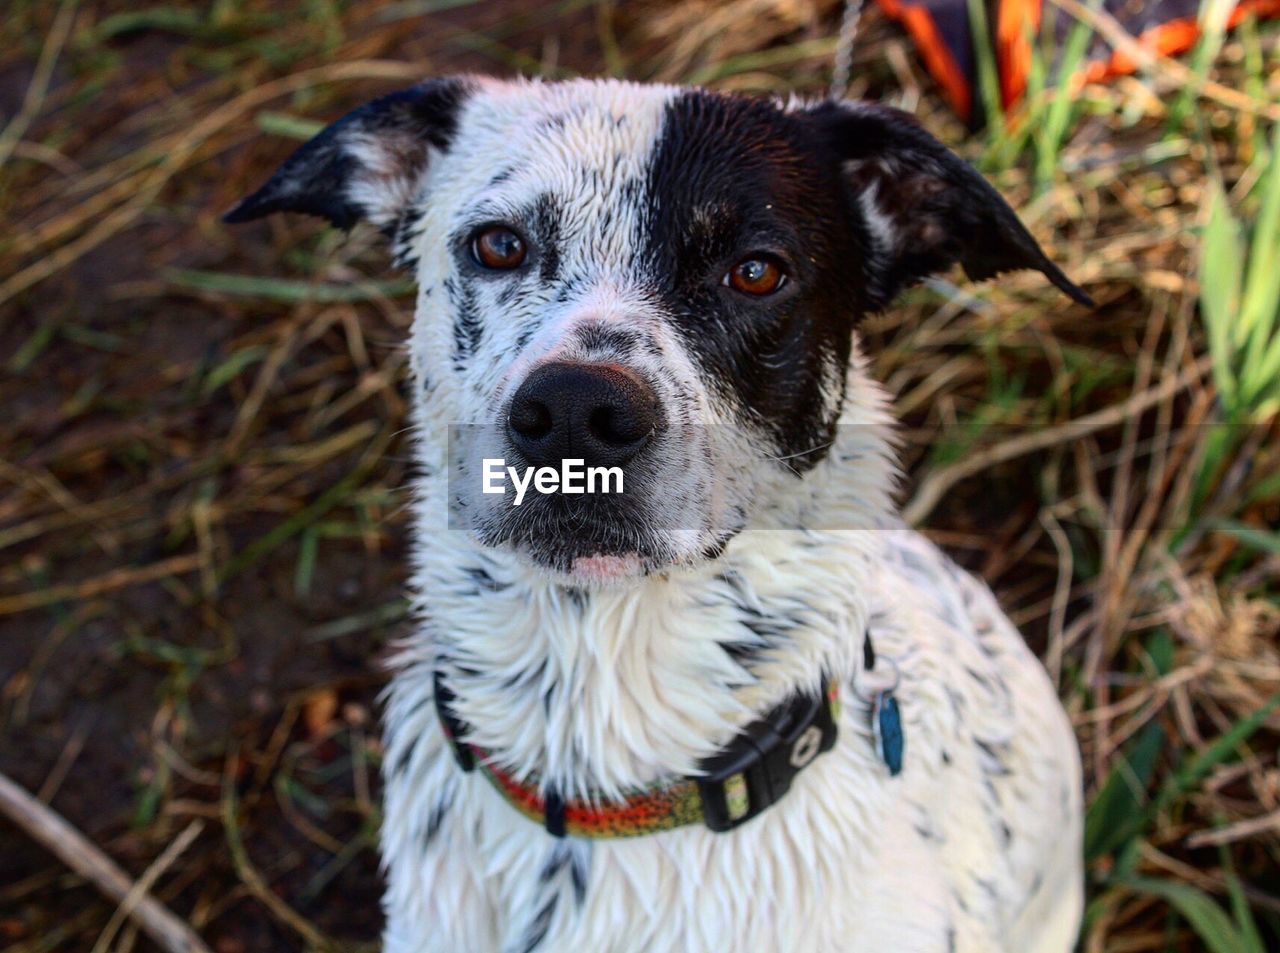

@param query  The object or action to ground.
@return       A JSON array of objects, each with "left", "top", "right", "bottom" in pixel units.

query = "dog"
[{"left": 227, "top": 76, "right": 1089, "bottom": 953}]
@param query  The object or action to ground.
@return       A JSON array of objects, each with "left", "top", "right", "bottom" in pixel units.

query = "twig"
[
  {"left": 903, "top": 355, "right": 1212, "bottom": 525},
  {"left": 1185, "top": 808, "right": 1280, "bottom": 849},
  {"left": 1040, "top": 507, "right": 1074, "bottom": 688},
  {"left": 91, "top": 821, "right": 205, "bottom": 953},
  {"left": 0, "top": 771, "right": 212, "bottom": 953},
  {"left": 0, "top": 0, "right": 78, "bottom": 169},
  {"left": 36, "top": 720, "right": 89, "bottom": 803},
  {"left": 0, "top": 553, "right": 200, "bottom": 616},
  {"left": 221, "top": 754, "right": 336, "bottom": 951}
]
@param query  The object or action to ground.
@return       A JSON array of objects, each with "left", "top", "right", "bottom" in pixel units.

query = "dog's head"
[{"left": 228, "top": 77, "right": 1088, "bottom": 584}]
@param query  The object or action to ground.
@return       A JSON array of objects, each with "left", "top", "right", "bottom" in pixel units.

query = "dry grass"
[{"left": 0, "top": 1, "right": 1277, "bottom": 950}]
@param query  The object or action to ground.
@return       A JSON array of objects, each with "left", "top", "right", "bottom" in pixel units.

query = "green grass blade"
[
  {"left": 1034, "top": 0, "right": 1098, "bottom": 186},
  {"left": 1168, "top": 0, "right": 1236, "bottom": 129},
  {"left": 8, "top": 322, "right": 58, "bottom": 372},
  {"left": 1241, "top": 124, "right": 1280, "bottom": 331},
  {"left": 201, "top": 345, "right": 268, "bottom": 396},
  {"left": 1250, "top": 329, "right": 1280, "bottom": 397},
  {"left": 294, "top": 526, "right": 319, "bottom": 597},
  {"left": 377, "top": 0, "right": 489, "bottom": 22},
  {"left": 1212, "top": 521, "right": 1280, "bottom": 556},
  {"left": 305, "top": 599, "right": 410, "bottom": 643},
  {"left": 1152, "top": 690, "right": 1280, "bottom": 817},
  {"left": 1121, "top": 877, "right": 1251, "bottom": 953},
  {"left": 965, "top": 0, "right": 1003, "bottom": 142},
  {"left": 165, "top": 269, "right": 415, "bottom": 302},
  {"left": 1220, "top": 843, "right": 1266, "bottom": 953},
  {"left": 1199, "top": 183, "right": 1243, "bottom": 411},
  {"left": 684, "top": 38, "right": 836, "bottom": 85},
  {"left": 1084, "top": 719, "right": 1164, "bottom": 860},
  {"left": 95, "top": 7, "right": 205, "bottom": 41},
  {"left": 1237, "top": 124, "right": 1280, "bottom": 405},
  {"left": 255, "top": 111, "right": 325, "bottom": 140}
]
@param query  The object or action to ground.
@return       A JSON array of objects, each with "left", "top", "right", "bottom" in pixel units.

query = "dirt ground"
[{"left": 3, "top": 1, "right": 1279, "bottom": 951}]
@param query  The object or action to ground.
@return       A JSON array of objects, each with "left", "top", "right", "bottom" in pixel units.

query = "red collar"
[{"left": 434, "top": 671, "right": 841, "bottom": 838}]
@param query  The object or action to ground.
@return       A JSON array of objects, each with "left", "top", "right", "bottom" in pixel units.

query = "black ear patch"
[
  {"left": 223, "top": 77, "right": 471, "bottom": 230},
  {"left": 805, "top": 101, "right": 1092, "bottom": 311}
]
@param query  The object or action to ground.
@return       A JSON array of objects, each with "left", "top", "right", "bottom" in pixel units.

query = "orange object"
[
  {"left": 873, "top": 0, "right": 1280, "bottom": 125},
  {"left": 879, "top": 0, "right": 974, "bottom": 119}
]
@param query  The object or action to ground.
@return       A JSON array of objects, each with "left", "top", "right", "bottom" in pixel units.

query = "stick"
[
  {"left": 0, "top": 553, "right": 200, "bottom": 616},
  {"left": 0, "top": 0, "right": 78, "bottom": 169},
  {"left": 0, "top": 771, "right": 213, "bottom": 953},
  {"left": 220, "top": 756, "right": 335, "bottom": 951},
  {"left": 91, "top": 820, "right": 204, "bottom": 953}
]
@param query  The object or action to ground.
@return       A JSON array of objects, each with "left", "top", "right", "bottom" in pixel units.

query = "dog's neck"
[{"left": 397, "top": 354, "right": 897, "bottom": 799}]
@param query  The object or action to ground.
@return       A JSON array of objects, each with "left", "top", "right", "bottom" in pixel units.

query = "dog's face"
[{"left": 228, "top": 78, "right": 1087, "bottom": 583}]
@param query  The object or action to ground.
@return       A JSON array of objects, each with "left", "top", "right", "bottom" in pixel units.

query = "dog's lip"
[
  {"left": 513, "top": 535, "right": 650, "bottom": 572},
  {"left": 569, "top": 552, "right": 642, "bottom": 580}
]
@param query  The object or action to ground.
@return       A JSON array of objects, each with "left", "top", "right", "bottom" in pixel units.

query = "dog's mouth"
[
  {"left": 473, "top": 492, "right": 740, "bottom": 584},
  {"left": 567, "top": 552, "right": 644, "bottom": 582},
  {"left": 479, "top": 497, "right": 666, "bottom": 581}
]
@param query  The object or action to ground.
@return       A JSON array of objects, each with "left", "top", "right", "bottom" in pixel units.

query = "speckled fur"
[{"left": 229, "top": 77, "right": 1084, "bottom": 953}]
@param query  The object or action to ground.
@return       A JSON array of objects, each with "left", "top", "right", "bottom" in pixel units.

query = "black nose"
[{"left": 507, "top": 362, "right": 659, "bottom": 469}]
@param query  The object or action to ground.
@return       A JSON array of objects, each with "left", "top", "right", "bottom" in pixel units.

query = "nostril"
[
  {"left": 509, "top": 399, "right": 553, "bottom": 440},
  {"left": 588, "top": 404, "right": 653, "bottom": 447}
]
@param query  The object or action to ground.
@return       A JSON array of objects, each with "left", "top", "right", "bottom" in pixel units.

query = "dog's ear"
[
  {"left": 223, "top": 77, "right": 472, "bottom": 230},
  {"left": 804, "top": 101, "right": 1092, "bottom": 312}
]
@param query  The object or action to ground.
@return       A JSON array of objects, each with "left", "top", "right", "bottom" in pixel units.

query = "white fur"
[{"left": 358, "top": 79, "right": 1083, "bottom": 953}]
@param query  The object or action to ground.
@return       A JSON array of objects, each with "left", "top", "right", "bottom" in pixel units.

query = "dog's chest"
[{"left": 380, "top": 531, "right": 1080, "bottom": 953}]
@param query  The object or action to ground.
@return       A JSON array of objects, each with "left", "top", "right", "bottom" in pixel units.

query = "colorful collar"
[
  {"left": 434, "top": 672, "right": 842, "bottom": 838},
  {"left": 434, "top": 635, "right": 906, "bottom": 840}
]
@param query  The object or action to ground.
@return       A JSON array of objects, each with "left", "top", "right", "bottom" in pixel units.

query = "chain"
[{"left": 829, "top": 0, "right": 866, "bottom": 100}]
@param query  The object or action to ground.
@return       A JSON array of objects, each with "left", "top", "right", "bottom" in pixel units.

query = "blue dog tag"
[{"left": 875, "top": 692, "right": 904, "bottom": 777}]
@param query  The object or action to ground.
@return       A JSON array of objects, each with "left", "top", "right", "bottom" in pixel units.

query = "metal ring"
[{"left": 790, "top": 725, "right": 824, "bottom": 768}]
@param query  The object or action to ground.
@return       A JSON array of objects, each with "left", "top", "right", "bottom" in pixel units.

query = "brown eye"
[
  {"left": 725, "top": 256, "right": 787, "bottom": 296},
  {"left": 472, "top": 226, "right": 526, "bottom": 269}
]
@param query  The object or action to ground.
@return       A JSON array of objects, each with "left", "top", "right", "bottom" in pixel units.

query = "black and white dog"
[{"left": 228, "top": 77, "right": 1088, "bottom": 953}]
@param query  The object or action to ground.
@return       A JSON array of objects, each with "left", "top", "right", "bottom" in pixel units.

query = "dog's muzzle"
[{"left": 483, "top": 361, "right": 671, "bottom": 576}]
